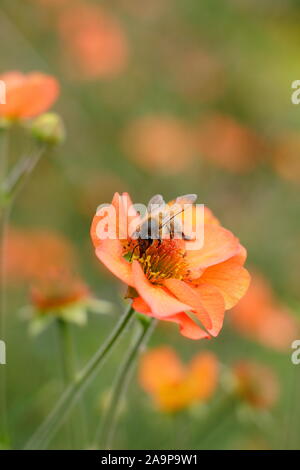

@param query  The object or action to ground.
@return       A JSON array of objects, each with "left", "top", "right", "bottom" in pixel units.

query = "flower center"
[{"left": 135, "top": 240, "right": 188, "bottom": 283}]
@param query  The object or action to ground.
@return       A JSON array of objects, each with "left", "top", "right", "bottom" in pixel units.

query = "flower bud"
[{"left": 30, "top": 112, "right": 65, "bottom": 145}]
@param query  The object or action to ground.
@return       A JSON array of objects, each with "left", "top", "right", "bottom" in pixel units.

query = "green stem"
[
  {"left": 2, "top": 143, "right": 47, "bottom": 205},
  {"left": 0, "top": 207, "right": 10, "bottom": 447},
  {"left": 57, "top": 320, "right": 76, "bottom": 449},
  {"left": 196, "top": 394, "right": 238, "bottom": 448},
  {"left": 57, "top": 320, "right": 76, "bottom": 385},
  {"left": 95, "top": 318, "right": 156, "bottom": 450},
  {"left": 57, "top": 320, "right": 88, "bottom": 449},
  {"left": 25, "top": 304, "right": 135, "bottom": 450},
  {"left": 0, "top": 128, "right": 9, "bottom": 447}
]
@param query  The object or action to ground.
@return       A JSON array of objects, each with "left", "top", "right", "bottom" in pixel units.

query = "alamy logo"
[
  {"left": 0, "top": 80, "right": 6, "bottom": 104},
  {"left": 0, "top": 340, "right": 6, "bottom": 365},
  {"left": 291, "top": 340, "right": 300, "bottom": 365}
]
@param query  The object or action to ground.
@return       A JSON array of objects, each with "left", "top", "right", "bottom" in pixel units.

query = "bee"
[{"left": 131, "top": 194, "right": 197, "bottom": 256}]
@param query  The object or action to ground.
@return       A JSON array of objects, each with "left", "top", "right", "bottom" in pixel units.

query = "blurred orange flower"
[
  {"left": 91, "top": 193, "right": 250, "bottom": 340},
  {"left": 139, "top": 347, "right": 219, "bottom": 412},
  {"left": 195, "top": 114, "right": 266, "bottom": 173},
  {"left": 273, "top": 132, "right": 300, "bottom": 183},
  {"left": 0, "top": 71, "right": 59, "bottom": 119},
  {"left": 233, "top": 361, "right": 279, "bottom": 409},
  {"left": 230, "top": 274, "right": 298, "bottom": 351},
  {"left": 30, "top": 268, "right": 89, "bottom": 312},
  {"left": 122, "top": 115, "right": 196, "bottom": 174},
  {"left": 57, "top": 4, "right": 129, "bottom": 80},
  {"left": 7, "top": 227, "right": 75, "bottom": 284}
]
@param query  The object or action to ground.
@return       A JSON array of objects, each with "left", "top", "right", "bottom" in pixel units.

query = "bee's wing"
[
  {"left": 147, "top": 194, "right": 165, "bottom": 213},
  {"left": 175, "top": 194, "right": 197, "bottom": 205},
  {"left": 160, "top": 194, "right": 197, "bottom": 229}
]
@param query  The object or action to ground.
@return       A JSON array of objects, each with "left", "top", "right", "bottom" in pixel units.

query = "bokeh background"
[{"left": 1, "top": 0, "right": 300, "bottom": 450}]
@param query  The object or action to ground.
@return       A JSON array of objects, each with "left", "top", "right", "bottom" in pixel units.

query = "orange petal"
[
  {"left": 132, "top": 260, "right": 191, "bottom": 317},
  {"left": 186, "top": 224, "right": 240, "bottom": 270},
  {"left": 164, "top": 279, "right": 212, "bottom": 330},
  {"left": 0, "top": 72, "right": 59, "bottom": 118},
  {"left": 165, "top": 279, "right": 225, "bottom": 337},
  {"left": 162, "top": 312, "right": 211, "bottom": 340},
  {"left": 193, "top": 283, "right": 225, "bottom": 337},
  {"left": 200, "top": 254, "right": 251, "bottom": 309},
  {"left": 139, "top": 347, "right": 185, "bottom": 394},
  {"left": 132, "top": 296, "right": 151, "bottom": 314},
  {"left": 112, "top": 192, "right": 139, "bottom": 239},
  {"left": 95, "top": 239, "right": 134, "bottom": 286}
]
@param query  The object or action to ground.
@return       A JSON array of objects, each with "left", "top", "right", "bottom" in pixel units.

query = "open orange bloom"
[
  {"left": 90, "top": 193, "right": 250, "bottom": 340},
  {"left": 0, "top": 71, "right": 59, "bottom": 119},
  {"left": 233, "top": 361, "right": 279, "bottom": 409},
  {"left": 139, "top": 347, "right": 219, "bottom": 412},
  {"left": 230, "top": 274, "right": 298, "bottom": 351}
]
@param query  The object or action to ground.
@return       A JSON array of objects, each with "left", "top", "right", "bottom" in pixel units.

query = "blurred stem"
[
  {"left": 0, "top": 135, "right": 48, "bottom": 446},
  {"left": 196, "top": 394, "right": 238, "bottom": 448},
  {"left": 95, "top": 318, "right": 157, "bottom": 450},
  {"left": 2, "top": 143, "right": 47, "bottom": 206},
  {"left": 0, "top": 129, "right": 9, "bottom": 447},
  {"left": 57, "top": 320, "right": 80, "bottom": 449},
  {"left": 57, "top": 320, "right": 76, "bottom": 385},
  {"left": 25, "top": 304, "right": 135, "bottom": 450},
  {"left": 0, "top": 207, "right": 10, "bottom": 447}
]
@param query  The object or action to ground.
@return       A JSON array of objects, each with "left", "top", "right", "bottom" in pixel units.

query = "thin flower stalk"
[
  {"left": 95, "top": 318, "right": 157, "bottom": 450},
  {"left": 0, "top": 128, "right": 10, "bottom": 447},
  {"left": 25, "top": 304, "right": 135, "bottom": 449}
]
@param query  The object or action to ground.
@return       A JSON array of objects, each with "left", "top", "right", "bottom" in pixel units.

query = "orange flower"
[
  {"left": 230, "top": 274, "right": 298, "bottom": 351},
  {"left": 195, "top": 114, "right": 266, "bottom": 173},
  {"left": 122, "top": 115, "right": 195, "bottom": 174},
  {"left": 139, "top": 347, "right": 219, "bottom": 412},
  {"left": 90, "top": 193, "right": 250, "bottom": 340},
  {"left": 7, "top": 228, "right": 75, "bottom": 284},
  {"left": 273, "top": 132, "right": 300, "bottom": 183},
  {"left": 57, "top": 5, "right": 129, "bottom": 79},
  {"left": 0, "top": 71, "right": 59, "bottom": 119},
  {"left": 30, "top": 268, "right": 89, "bottom": 312},
  {"left": 233, "top": 361, "right": 279, "bottom": 409}
]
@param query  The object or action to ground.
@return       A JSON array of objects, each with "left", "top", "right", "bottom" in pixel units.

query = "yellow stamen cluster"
[{"left": 136, "top": 240, "right": 188, "bottom": 283}]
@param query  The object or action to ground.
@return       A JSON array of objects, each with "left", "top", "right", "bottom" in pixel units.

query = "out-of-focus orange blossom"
[
  {"left": 230, "top": 273, "right": 298, "bottom": 351},
  {"left": 273, "top": 132, "right": 300, "bottom": 183},
  {"left": 195, "top": 114, "right": 266, "bottom": 173},
  {"left": 233, "top": 361, "right": 279, "bottom": 409},
  {"left": 170, "top": 48, "right": 225, "bottom": 103},
  {"left": 57, "top": 4, "right": 129, "bottom": 80},
  {"left": 30, "top": 268, "right": 90, "bottom": 312},
  {"left": 139, "top": 346, "right": 219, "bottom": 412},
  {"left": 0, "top": 71, "right": 59, "bottom": 119},
  {"left": 7, "top": 227, "right": 75, "bottom": 284},
  {"left": 122, "top": 115, "right": 196, "bottom": 174}
]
